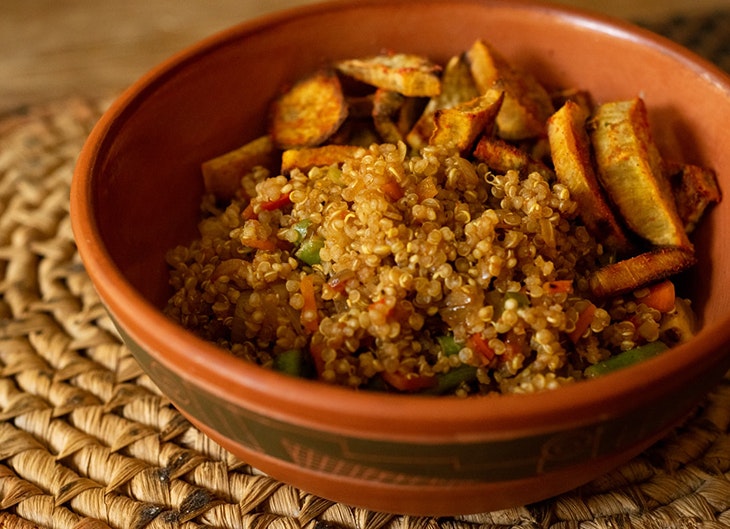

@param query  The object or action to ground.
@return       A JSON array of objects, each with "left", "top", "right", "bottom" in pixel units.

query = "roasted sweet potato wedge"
[
  {"left": 588, "top": 98, "right": 691, "bottom": 249},
  {"left": 550, "top": 88, "right": 593, "bottom": 116},
  {"left": 397, "top": 96, "right": 426, "bottom": 140},
  {"left": 281, "top": 145, "right": 363, "bottom": 173},
  {"left": 372, "top": 89, "right": 407, "bottom": 144},
  {"left": 589, "top": 246, "right": 696, "bottom": 299},
  {"left": 466, "top": 39, "right": 554, "bottom": 140},
  {"left": 547, "top": 100, "right": 633, "bottom": 254},
  {"left": 473, "top": 136, "right": 554, "bottom": 181},
  {"left": 269, "top": 69, "right": 348, "bottom": 149},
  {"left": 667, "top": 161, "right": 721, "bottom": 233},
  {"left": 429, "top": 89, "right": 504, "bottom": 153},
  {"left": 406, "top": 53, "right": 479, "bottom": 150},
  {"left": 335, "top": 53, "right": 442, "bottom": 97},
  {"left": 201, "top": 135, "right": 277, "bottom": 201},
  {"left": 328, "top": 118, "right": 380, "bottom": 147}
]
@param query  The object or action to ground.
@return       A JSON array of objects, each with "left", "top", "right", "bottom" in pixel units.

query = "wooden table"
[{"left": 1, "top": 0, "right": 727, "bottom": 115}]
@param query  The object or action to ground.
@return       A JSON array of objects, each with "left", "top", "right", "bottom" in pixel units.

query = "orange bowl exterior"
[{"left": 71, "top": 0, "right": 730, "bottom": 516}]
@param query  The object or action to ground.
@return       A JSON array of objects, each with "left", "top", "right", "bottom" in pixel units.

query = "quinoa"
[
  {"left": 164, "top": 141, "right": 679, "bottom": 395},
  {"left": 164, "top": 43, "right": 710, "bottom": 396}
]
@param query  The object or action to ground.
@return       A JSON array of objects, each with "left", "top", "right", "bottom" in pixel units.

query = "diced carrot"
[
  {"left": 240, "top": 237, "right": 277, "bottom": 251},
  {"left": 299, "top": 274, "right": 320, "bottom": 333},
  {"left": 638, "top": 280, "right": 676, "bottom": 313},
  {"left": 327, "top": 278, "right": 347, "bottom": 294},
  {"left": 241, "top": 193, "right": 291, "bottom": 220},
  {"left": 568, "top": 302, "right": 597, "bottom": 343},
  {"left": 259, "top": 192, "right": 292, "bottom": 211},
  {"left": 381, "top": 371, "right": 437, "bottom": 392},
  {"left": 543, "top": 280, "right": 573, "bottom": 294},
  {"left": 327, "top": 271, "right": 354, "bottom": 294},
  {"left": 241, "top": 202, "right": 256, "bottom": 220},
  {"left": 467, "top": 333, "right": 495, "bottom": 366},
  {"left": 368, "top": 298, "right": 391, "bottom": 311},
  {"left": 382, "top": 179, "right": 404, "bottom": 201}
]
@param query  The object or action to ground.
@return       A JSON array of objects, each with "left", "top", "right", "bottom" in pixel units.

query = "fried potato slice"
[
  {"left": 473, "top": 136, "right": 554, "bottom": 181},
  {"left": 547, "top": 100, "right": 633, "bottom": 254},
  {"left": 269, "top": 69, "right": 348, "bottom": 149},
  {"left": 372, "top": 89, "right": 407, "bottom": 143},
  {"left": 589, "top": 246, "right": 696, "bottom": 299},
  {"left": 335, "top": 53, "right": 442, "bottom": 97},
  {"left": 667, "top": 161, "right": 721, "bottom": 233},
  {"left": 406, "top": 53, "right": 480, "bottom": 150},
  {"left": 550, "top": 88, "right": 593, "bottom": 116},
  {"left": 429, "top": 89, "right": 504, "bottom": 153},
  {"left": 328, "top": 118, "right": 380, "bottom": 147},
  {"left": 397, "top": 96, "right": 426, "bottom": 140},
  {"left": 525, "top": 137, "right": 552, "bottom": 167},
  {"left": 281, "top": 145, "right": 363, "bottom": 173},
  {"left": 588, "top": 98, "right": 691, "bottom": 249},
  {"left": 466, "top": 39, "right": 554, "bottom": 140},
  {"left": 201, "top": 135, "right": 277, "bottom": 201}
]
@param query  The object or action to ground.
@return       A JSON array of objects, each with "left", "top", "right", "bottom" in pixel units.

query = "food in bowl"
[
  {"left": 71, "top": 0, "right": 730, "bottom": 515},
  {"left": 163, "top": 39, "right": 720, "bottom": 396}
]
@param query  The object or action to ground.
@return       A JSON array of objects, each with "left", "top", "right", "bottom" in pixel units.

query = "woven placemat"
[{"left": 1, "top": 11, "right": 729, "bottom": 529}]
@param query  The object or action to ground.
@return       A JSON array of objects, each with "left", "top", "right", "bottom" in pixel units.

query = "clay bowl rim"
[{"left": 71, "top": 0, "right": 730, "bottom": 442}]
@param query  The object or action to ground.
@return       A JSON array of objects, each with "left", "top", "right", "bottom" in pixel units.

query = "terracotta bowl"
[{"left": 70, "top": 0, "right": 730, "bottom": 516}]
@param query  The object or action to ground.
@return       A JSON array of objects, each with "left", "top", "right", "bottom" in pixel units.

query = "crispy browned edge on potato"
[
  {"left": 474, "top": 135, "right": 555, "bottom": 181},
  {"left": 407, "top": 53, "right": 480, "bottom": 150},
  {"left": 668, "top": 161, "right": 721, "bottom": 233},
  {"left": 547, "top": 100, "right": 634, "bottom": 254},
  {"left": 335, "top": 53, "right": 442, "bottom": 97},
  {"left": 429, "top": 88, "right": 504, "bottom": 153},
  {"left": 204, "top": 43, "right": 720, "bottom": 311},
  {"left": 201, "top": 135, "right": 277, "bottom": 201},
  {"left": 372, "top": 89, "right": 408, "bottom": 144},
  {"left": 281, "top": 145, "right": 363, "bottom": 174},
  {"left": 466, "top": 39, "right": 554, "bottom": 141},
  {"left": 589, "top": 246, "right": 697, "bottom": 299},
  {"left": 588, "top": 98, "right": 691, "bottom": 249},
  {"left": 269, "top": 69, "right": 348, "bottom": 150}
]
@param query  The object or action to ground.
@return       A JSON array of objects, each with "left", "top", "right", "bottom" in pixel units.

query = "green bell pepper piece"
[{"left": 584, "top": 341, "right": 669, "bottom": 378}]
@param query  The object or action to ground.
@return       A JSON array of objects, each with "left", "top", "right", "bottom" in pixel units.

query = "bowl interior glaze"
[{"left": 71, "top": 0, "right": 730, "bottom": 515}]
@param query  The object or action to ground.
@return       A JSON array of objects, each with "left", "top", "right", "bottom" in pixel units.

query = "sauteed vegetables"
[{"left": 165, "top": 39, "right": 720, "bottom": 395}]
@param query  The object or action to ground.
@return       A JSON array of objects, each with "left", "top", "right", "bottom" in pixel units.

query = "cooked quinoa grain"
[
  {"left": 165, "top": 141, "right": 690, "bottom": 395},
  {"left": 165, "top": 45, "right": 711, "bottom": 395}
]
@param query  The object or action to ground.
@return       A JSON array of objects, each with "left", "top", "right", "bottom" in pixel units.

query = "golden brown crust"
[
  {"left": 201, "top": 135, "right": 277, "bottom": 201},
  {"left": 547, "top": 100, "right": 633, "bottom": 254},
  {"left": 335, "top": 53, "right": 442, "bottom": 97},
  {"left": 668, "top": 161, "right": 721, "bottom": 233},
  {"left": 588, "top": 98, "right": 691, "bottom": 249},
  {"left": 473, "top": 135, "right": 554, "bottom": 181},
  {"left": 466, "top": 39, "right": 554, "bottom": 140},
  {"left": 589, "top": 246, "right": 697, "bottom": 299},
  {"left": 429, "top": 89, "right": 504, "bottom": 153},
  {"left": 269, "top": 69, "right": 348, "bottom": 149}
]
